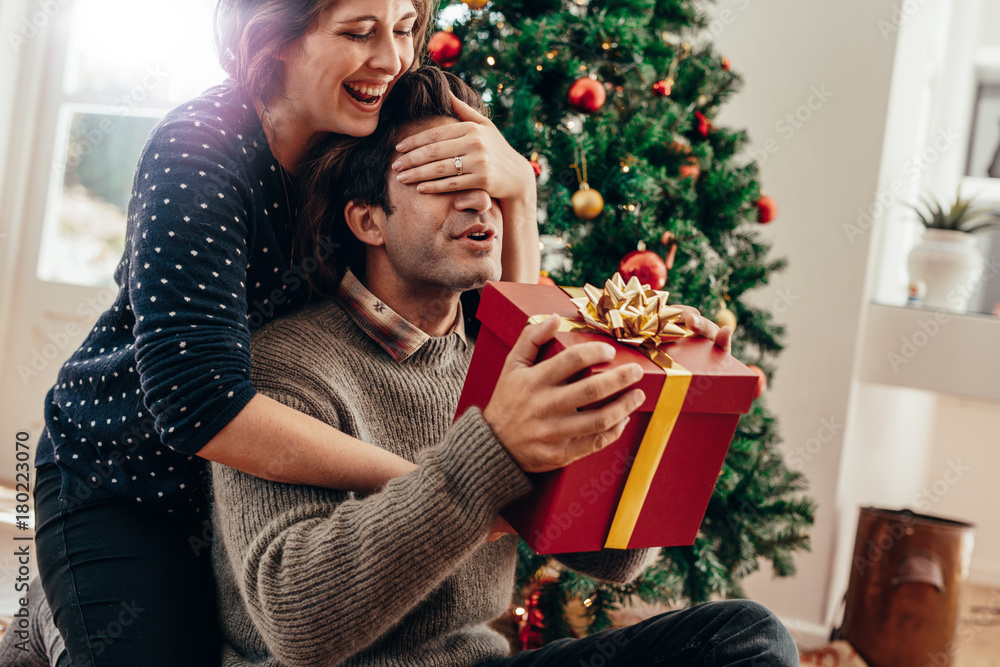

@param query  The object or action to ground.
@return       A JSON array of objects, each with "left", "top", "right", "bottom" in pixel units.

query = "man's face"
[{"left": 373, "top": 117, "right": 503, "bottom": 293}]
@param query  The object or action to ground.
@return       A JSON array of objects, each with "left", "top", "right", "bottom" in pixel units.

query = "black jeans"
[
  {"left": 481, "top": 600, "right": 799, "bottom": 667},
  {"left": 34, "top": 464, "right": 220, "bottom": 667}
]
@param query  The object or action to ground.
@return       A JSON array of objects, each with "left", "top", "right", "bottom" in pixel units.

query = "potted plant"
[{"left": 907, "top": 189, "right": 1000, "bottom": 311}]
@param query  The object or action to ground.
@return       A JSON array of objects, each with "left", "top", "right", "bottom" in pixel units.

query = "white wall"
[
  {"left": 925, "top": 395, "right": 1000, "bottom": 584},
  {"left": 707, "top": 0, "right": 901, "bottom": 630},
  {"left": 979, "top": 0, "right": 1000, "bottom": 44}
]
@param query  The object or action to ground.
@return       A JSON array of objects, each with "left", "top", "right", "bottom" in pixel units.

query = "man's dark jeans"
[{"left": 481, "top": 599, "right": 799, "bottom": 666}]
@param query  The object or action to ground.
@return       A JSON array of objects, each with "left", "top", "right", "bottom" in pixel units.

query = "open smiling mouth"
[
  {"left": 467, "top": 232, "right": 491, "bottom": 241},
  {"left": 344, "top": 82, "right": 387, "bottom": 106}
]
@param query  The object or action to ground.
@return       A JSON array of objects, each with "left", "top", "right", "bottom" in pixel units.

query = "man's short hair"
[{"left": 298, "top": 67, "right": 488, "bottom": 297}]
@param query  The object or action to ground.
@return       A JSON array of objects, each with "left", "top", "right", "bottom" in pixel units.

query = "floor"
[{"left": 952, "top": 583, "right": 1000, "bottom": 667}]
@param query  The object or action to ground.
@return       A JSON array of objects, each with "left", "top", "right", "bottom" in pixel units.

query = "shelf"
[
  {"left": 961, "top": 176, "right": 1000, "bottom": 204},
  {"left": 975, "top": 46, "right": 1000, "bottom": 80},
  {"left": 858, "top": 302, "right": 1000, "bottom": 402}
]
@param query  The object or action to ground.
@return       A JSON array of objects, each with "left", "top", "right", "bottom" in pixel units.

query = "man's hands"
[
  {"left": 480, "top": 306, "right": 732, "bottom": 537},
  {"left": 482, "top": 315, "right": 645, "bottom": 474},
  {"left": 481, "top": 302, "right": 733, "bottom": 477},
  {"left": 678, "top": 306, "right": 733, "bottom": 353},
  {"left": 487, "top": 515, "right": 516, "bottom": 542}
]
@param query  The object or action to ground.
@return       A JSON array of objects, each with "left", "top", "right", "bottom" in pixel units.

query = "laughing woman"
[{"left": 29, "top": 1, "right": 542, "bottom": 665}]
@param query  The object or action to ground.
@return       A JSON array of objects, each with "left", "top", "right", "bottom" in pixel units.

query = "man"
[{"left": 212, "top": 67, "right": 799, "bottom": 667}]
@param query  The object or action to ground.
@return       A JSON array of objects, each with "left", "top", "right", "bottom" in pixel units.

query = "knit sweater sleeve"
[
  {"left": 212, "top": 407, "right": 532, "bottom": 667},
  {"left": 553, "top": 547, "right": 658, "bottom": 584},
  {"left": 128, "top": 113, "right": 258, "bottom": 455}
]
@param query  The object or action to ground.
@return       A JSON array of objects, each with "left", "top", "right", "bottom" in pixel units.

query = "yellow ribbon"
[
  {"left": 530, "top": 273, "right": 694, "bottom": 549},
  {"left": 605, "top": 363, "right": 690, "bottom": 549}
]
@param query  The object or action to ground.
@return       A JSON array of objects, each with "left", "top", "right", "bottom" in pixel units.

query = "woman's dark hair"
[
  {"left": 214, "top": 0, "right": 433, "bottom": 104},
  {"left": 297, "top": 66, "right": 488, "bottom": 298}
]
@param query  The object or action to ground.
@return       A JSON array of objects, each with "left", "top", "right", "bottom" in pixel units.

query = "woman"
[{"left": 32, "top": 1, "right": 546, "bottom": 664}]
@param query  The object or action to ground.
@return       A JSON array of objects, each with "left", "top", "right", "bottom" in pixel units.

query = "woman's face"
[{"left": 281, "top": 0, "right": 418, "bottom": 137}]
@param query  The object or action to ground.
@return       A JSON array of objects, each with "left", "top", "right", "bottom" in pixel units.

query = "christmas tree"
[{"left": 430, "top": 0, "right": 815, "bottom": 644}]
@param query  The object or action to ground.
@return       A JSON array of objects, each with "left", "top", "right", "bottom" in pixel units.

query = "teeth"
[{"left": 346, "top": 82, "right": 387, "bottom": 97}]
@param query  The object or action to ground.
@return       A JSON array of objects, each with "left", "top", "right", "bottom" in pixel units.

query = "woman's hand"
[
  {"left": 392, "top": 93, "right": 540, "bottom": 283},
  {"left": 392, "top": 93, "right": 534, "bottom": 202},
  {"left": 677, "top": 306, "right": 733, "bottom": 353}
]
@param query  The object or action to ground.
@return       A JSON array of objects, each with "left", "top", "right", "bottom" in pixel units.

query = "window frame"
[{"left": 12, "top": 0, "right": 225, "bottom": 289}]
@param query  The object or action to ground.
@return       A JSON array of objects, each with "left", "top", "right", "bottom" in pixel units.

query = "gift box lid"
[{"left": 477, "top": 281, "right": 758, "bottom": 415}]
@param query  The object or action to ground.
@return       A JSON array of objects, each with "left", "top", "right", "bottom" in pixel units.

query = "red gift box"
[{"left": 455, "top": 281, "right": 759, "bottom": 554}]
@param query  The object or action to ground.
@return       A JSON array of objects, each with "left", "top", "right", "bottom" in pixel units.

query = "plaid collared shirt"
[{"left": 335, "top": 269, "right": 466, "bottom": 363}]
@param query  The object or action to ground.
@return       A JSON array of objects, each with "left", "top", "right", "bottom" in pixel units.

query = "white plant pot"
[{"left": 906, "top": 229, "right": 984, "bottom": 311}]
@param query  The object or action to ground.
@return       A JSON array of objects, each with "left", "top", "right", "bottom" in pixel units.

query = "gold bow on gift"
[{"left": 569, "top": 273, "right": 693, "bottom": 352}]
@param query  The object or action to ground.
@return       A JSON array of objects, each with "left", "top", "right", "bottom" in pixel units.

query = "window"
[{"left": 37, "top": 0, "right": 225, "bottom": 287}]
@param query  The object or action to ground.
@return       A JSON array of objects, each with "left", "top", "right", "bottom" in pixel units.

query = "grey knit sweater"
[{"left": 212, "top": 296, "right": 654, "bottom": 667}]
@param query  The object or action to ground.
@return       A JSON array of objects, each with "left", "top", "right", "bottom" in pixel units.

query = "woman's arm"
[
  {"left": 127, "top": 114, "right": 418, "bottom": 493},
  {"left": 496, "top": 162, "right": 541, "bottom": 283},
  {"left": 197, "top": 394, "right": 416, "bottom": 490}
]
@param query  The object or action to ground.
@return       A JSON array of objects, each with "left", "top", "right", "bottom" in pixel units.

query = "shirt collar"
[{"left": 336, "top": 269, "right": 466, "bottom": 363}]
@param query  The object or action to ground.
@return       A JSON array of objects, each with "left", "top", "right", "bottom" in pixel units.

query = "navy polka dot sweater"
[{"left": 35, "top": 84, "right": 311, "bottom": 521}]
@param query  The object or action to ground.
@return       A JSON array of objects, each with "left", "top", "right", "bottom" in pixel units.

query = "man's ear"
[{"left": 343, "top": 201, "right": 387, "bottom": 248}]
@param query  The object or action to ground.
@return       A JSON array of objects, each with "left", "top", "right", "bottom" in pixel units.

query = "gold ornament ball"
[
  {"left": 713, "top": 305, "right": 737, "bottom": 330},
  {"left": 462, "top": 0, "right": 490, "bottom": 8},
  {"left": 572, "top": 185, "right": 604, "bottom": 220}
]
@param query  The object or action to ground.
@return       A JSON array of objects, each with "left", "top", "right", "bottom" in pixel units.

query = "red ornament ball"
[
  {"left": 428, "top": 31, "right": 462, "bottom": 68},
  {"left": 747, "top": 364, "right": 768, "bottom": 399},
  {"left": 679, "top": 157, "right": 700, "bottom": 181},
  {"left": 568, "top": 77, "right": 606, "bottom": 113},
  {"left": 530, "top": 160, "right": 542, "bottom": 177},
  {"left": 652, "top": 79, "right": 672, "bottom": 97},
  {"left": 538, "top": 272, "right": 556, "bottom": 286},
  {"left": 756, "top": 195, "right": 778, "bottom": 223},
  {"left": 517, "top": 583, "right": 551, "bottom": 651},
  {"left": 618, "top": 249, "right": 668, "bottom": 290},
  {"left": 694, "top": 110, "right": 711, "bottom": 137}
]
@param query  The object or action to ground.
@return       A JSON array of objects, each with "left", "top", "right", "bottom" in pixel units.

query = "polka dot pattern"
[{"left": 35, "top": 84, "right": 311, "bottom": 521}]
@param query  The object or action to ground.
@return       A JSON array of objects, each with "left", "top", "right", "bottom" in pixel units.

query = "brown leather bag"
[{"left": 834, "top": 507, "right": 976, "bottom": 667}]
